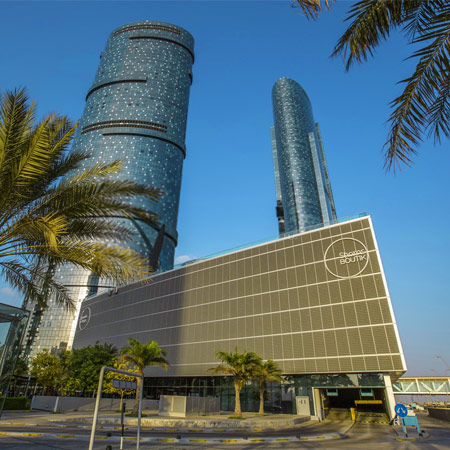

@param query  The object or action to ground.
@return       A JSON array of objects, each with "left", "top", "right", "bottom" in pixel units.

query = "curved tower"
[
  {"left": 271, "top": 78, "right": 336, "bottom": 234},
  {"left": 23, "top": 21, "right": 194, "bottom": 359},
  {"left": 75, "top": 20, "right": 194, "bottom": 270}
]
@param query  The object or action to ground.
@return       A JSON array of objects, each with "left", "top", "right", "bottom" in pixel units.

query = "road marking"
[
  {"left": 56, "top": 434, "right": 75, "bottom": 438},
  {"left": 157, "top": 438, "right": 175, "bottom": 442},
  {"left": 23, "top": 433, "right": 42, "bottom": 437},
  {"left": 250, "top": 439, "right": 265, "bottom": 442},
  {"left": 189, "top": 439, "right": 207, "bottom": 442}
]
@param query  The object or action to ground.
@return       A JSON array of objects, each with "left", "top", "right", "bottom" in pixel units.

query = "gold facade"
[{"left": 74, "top": 216, "right": 406, "bottom": 377}]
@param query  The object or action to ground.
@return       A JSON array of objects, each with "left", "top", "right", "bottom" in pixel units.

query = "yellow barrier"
[{"left": 355, "top": 400, "right": 382, "bottom": 405}]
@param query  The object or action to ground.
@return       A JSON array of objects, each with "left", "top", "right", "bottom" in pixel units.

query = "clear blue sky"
[{"left": 1, "top": 1, "right": 449, "bottom": 376}]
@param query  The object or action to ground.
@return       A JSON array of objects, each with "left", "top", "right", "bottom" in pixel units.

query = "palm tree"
[
  {"left": 209, "top": 348, "right": 261, "bottom": 418},
  {"left": 252, "top": 359, "right": 283, "bottom": 415},
  {"left": 293, "top": 0, "right": 450, "bottom": 171},
  {"left": 120, "top": 338, "right": 169, "bottom": 414},
  {"left": 0, "top": 89, "right": 161, "bottom": 308}
]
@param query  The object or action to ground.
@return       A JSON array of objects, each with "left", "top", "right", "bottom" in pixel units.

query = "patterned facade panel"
[
  {"left": 23, "top": 21, "right": 194, "bottom": 360},
  {"left": 73, "top": 216, "right": 406, "bottom": 376},
  {"left": 271, "top": 78, "right": 337, "bottom": 233}
]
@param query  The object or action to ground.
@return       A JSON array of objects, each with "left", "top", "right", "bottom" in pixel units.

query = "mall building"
[{"left": 73, "top": 214, "right": 406, "bottom": 419}]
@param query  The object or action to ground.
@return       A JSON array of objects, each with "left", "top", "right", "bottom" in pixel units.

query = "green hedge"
[{"left": 1, "top": 397, "right": 28, "bottom": 410}]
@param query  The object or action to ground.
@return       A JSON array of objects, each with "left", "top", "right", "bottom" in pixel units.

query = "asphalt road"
[{"left": 0, "top": 414, "right": 448, "bottom": 449}]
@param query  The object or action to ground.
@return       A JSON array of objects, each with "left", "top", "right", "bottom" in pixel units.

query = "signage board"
[
  {"left": 113, "top": 380, "right": 136, "bottom": 390},
  {"left": 395, "top": 403, "right": 408, "bottom": 418},
  {"left": 78, "top": 307, "right": 91, "bottom": 331},
  {"left": 324, "top": 238, "right": 369, "bottom": 279}
]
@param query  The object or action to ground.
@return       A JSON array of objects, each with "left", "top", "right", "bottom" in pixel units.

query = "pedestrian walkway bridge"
[{"left": 394, "top": 377, "right": 450, "bottom": 403}]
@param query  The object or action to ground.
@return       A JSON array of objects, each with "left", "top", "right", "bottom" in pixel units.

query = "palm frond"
[
  {"left": 403, "top": 0, "right": 447, "bottom": 38},
  {"left": 291, "top": 0, "right": 334, "bottom": 20},
  {"left": 0, "top": 89, "right": 34, "bottom": 158},
  {"left": 0, "top": 260, "right": 73, "bottom": 309},
  {"left": 331, "top": 0, "right": 410, "bottom": 71},
  {"left": 0, "top": 88, "right": 163, "bottom": 307},
  {"left": 384, "top": 15, "right": 450, "bottom": 170},
  {"left": 120, "top": 339, "right": 169, "bottom": 373}
]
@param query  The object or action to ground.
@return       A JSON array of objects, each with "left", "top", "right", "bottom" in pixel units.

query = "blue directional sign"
[{"left": 395, "top": 403, "right": 408, "bottom": 417}]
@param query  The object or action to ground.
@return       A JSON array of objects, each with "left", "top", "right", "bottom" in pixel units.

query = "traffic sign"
[{"left": 395, "top": 403, "right": 408, "bottom": 417}]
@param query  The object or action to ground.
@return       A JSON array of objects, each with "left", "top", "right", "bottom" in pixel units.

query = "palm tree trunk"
[
  {"left": 258, "top": 385, "right": 265, "bottom": 415},
  {"left": 234, "top": 380, "right": 242, "bottom": 417}
]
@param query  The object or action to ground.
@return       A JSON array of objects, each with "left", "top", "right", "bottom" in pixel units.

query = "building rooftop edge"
[
  {"left": 84, "top": 212, "right": 369, "bottom": 304},
  {"left": 111, "top": 20, "right": 194, "bottom": 45}
]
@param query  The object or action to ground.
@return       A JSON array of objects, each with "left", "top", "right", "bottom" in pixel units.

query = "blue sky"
[{"left": 1, "top": 1, "right": 449, "bottom": 376}]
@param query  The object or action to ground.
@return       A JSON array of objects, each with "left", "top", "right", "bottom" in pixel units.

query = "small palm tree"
[
  {"left": 293, "top": 0, "right": 450, "bottom": 171},
  {"left": 120, "top": 338, "right": 169, "bottom": 414},
  {"left": 209, "top": 348, "right": 261, "bottom": 418},
  {"left": 252, "top": 359, "right": 283, "bottom": 415},
  {"left": 0, "top": 89, "right": 161, "bottom": 308}
]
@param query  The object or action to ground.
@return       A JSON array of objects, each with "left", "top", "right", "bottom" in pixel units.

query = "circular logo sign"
[
  {"left": 78, "top": 307, "right": 91, "bottom": 331},
  {"left": 324, "top": 238, "right": 369, "bottom": 279},
  {"left": 394, "top": 403, "right": 408, "bottom": 418}
]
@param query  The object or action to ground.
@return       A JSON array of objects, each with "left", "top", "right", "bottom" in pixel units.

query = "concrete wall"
[
  {"left": 428, "top": 407, "right": 450, "bottom": 422},
  {"left": 159, "top": 395, "right": 220, "bottom": 417},
  {"left": 31, "top": 396, "right": 158, "bottom": 412}
]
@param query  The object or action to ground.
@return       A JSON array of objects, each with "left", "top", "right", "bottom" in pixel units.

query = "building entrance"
[{"left": 322, "top": 387, "right": 386, "bottom": 414}]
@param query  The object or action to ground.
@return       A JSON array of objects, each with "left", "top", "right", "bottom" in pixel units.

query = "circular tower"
[
  {"left": 23, "top": 21, "right": 194, "bottom": 360},
  {"left": 73, "top": 20, "right": 194, "bottom": 270},
  {"left": 272, "top": 78, "right": 324, "bottom": 233}
]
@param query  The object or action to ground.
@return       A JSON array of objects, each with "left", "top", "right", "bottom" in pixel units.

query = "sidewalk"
[
  {"left": 0, "top": 410, "right": 347, "bottom": 444},
  {"left": 1, "top": 409, "right": 311, "bottom": 431}
]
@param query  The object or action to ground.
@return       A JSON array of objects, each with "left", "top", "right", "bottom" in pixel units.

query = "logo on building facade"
[
  {"left": 78, "top": 307, "right": 91, "bottom": 331},
  {"left": 324, "top": 238, "right": 369, "bottom": 278}
]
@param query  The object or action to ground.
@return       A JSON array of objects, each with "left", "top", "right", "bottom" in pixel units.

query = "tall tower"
[
  {"left": 271, "top": 78, "right": 336, "bottom": 235},
  {"left": 22, "top": 21, "right": 194, "bottom": 358}
]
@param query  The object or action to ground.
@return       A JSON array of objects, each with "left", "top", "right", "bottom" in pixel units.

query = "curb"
[
  {"left": 0, "top": 422, "right": 308, "bottom": 433},
  {"left": 0, "top": 430, "right": 345, "bottom": 443}
]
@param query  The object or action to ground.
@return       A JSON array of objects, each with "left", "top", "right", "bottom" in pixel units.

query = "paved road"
[{"left": 0, "top": 414, "right": 449, "bottom": 449}]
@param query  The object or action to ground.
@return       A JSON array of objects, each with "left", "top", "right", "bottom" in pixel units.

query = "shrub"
[{"left": 1, "top": 397, "right": 28, "bottom": 410}]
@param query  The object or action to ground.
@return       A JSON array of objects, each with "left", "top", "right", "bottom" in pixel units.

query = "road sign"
[
  {"left": 395, "top": 403, "right": 408, "bottom": 417},
  {"left": 113, "top": 379, "right": 136, "bottom": 389}
]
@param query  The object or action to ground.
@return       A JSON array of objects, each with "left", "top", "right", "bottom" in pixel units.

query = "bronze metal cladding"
[{"left": 73, "top": 216, "right": 406, "bottom": 377}]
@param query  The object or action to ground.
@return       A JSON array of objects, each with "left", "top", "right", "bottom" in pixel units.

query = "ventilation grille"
[{"left": 81, "top": 120, "right": 167, "bottom": 135}]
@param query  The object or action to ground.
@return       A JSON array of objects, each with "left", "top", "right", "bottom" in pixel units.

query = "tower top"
[{"left": 110, "top": 20, "right": 194, "bottom": 57}]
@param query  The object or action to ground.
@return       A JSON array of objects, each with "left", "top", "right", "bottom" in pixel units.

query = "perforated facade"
[
  {"left": 74, "top": 215, "right": 406, "bottom": 377},
  {"left": 272, "top": 78, "right": 336, "bottom": 234},
  {"left": 23, "top": 21, "right": 194, "bottom": 359}
]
